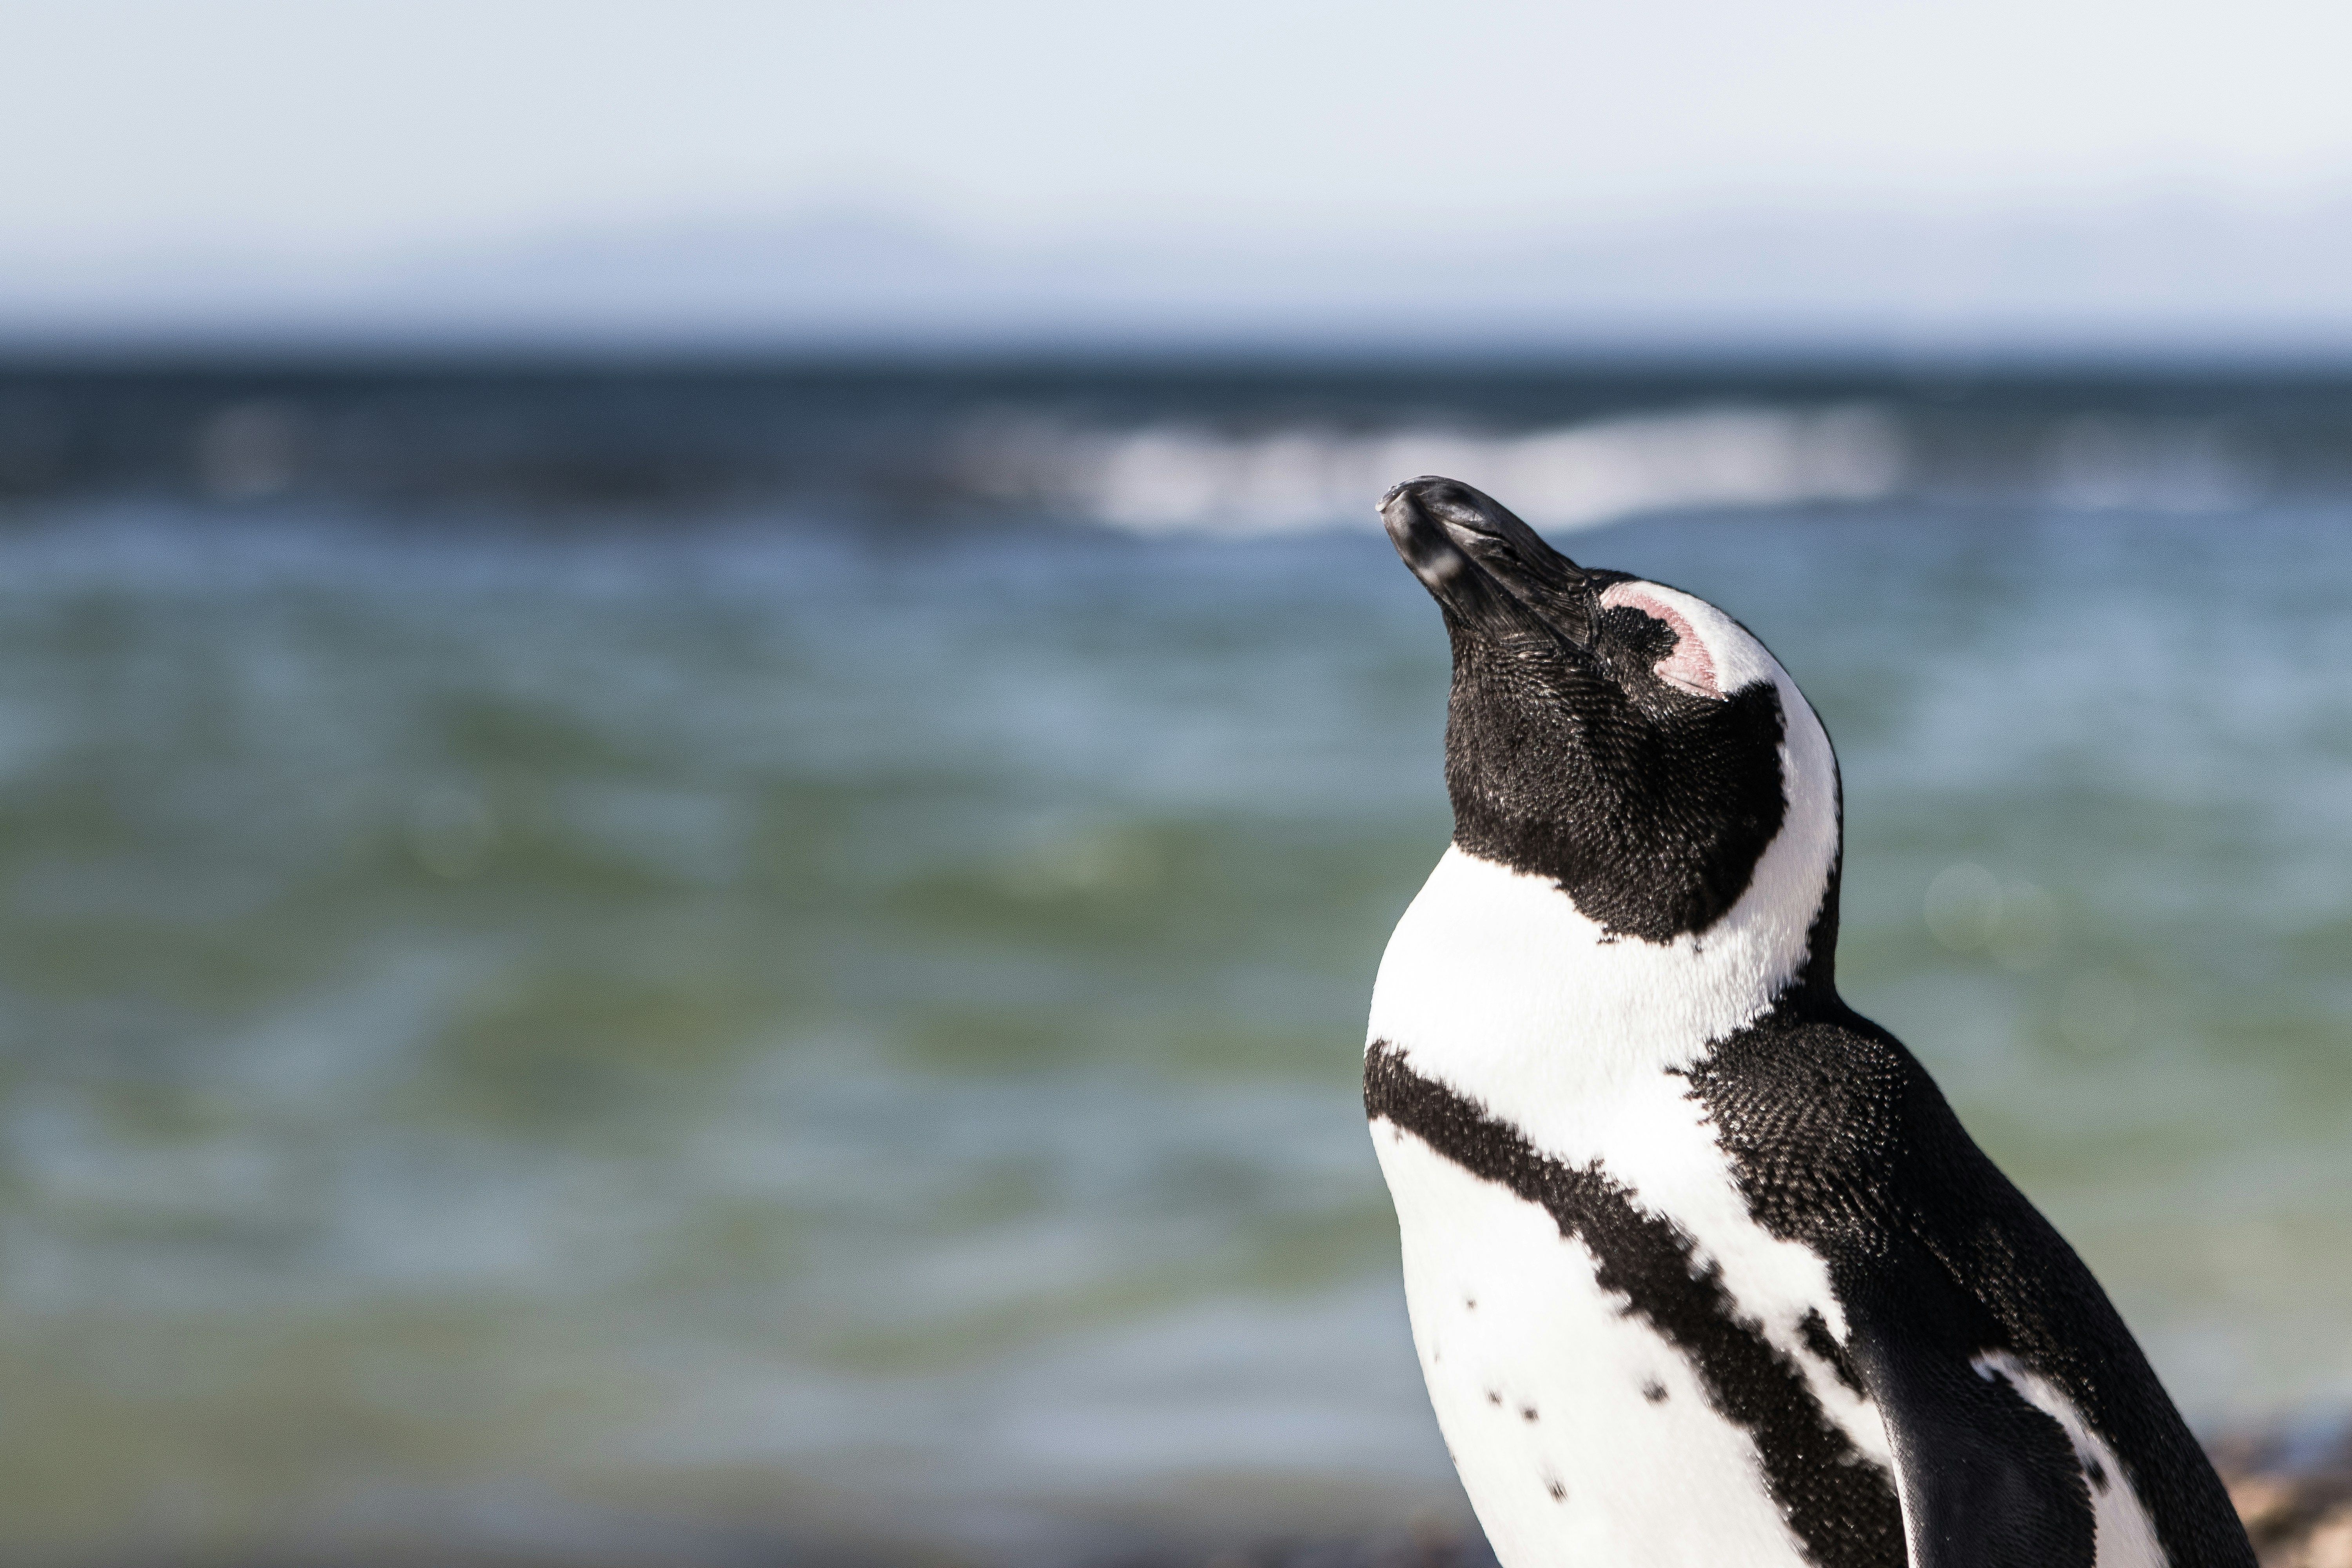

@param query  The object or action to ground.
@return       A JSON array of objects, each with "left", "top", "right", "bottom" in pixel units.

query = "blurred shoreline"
[{"left": 71, "top": 1425, "right": 2352, "bottom": 1568}]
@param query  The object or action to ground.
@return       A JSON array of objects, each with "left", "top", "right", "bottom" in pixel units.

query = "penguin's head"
[{"left": 1382, "top": 475, "right": 1840, "bottom": 952}]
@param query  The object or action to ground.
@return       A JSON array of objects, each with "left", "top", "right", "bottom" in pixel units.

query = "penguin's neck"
[{"left": 1366, "top": 838, "right": 1836, "bottom": 1117}]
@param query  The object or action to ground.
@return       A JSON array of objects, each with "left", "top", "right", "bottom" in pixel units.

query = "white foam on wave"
[{"left": 967, "top": 403, "right": 1907, "bottom": 536}]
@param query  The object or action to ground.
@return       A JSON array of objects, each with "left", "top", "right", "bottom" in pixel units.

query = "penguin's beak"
[{"left": 1380, "top": 476, "right": 1596, "bottom": 644}]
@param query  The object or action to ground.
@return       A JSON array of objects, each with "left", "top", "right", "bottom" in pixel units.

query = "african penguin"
[{"left": 1365, "top": 476, "right": 2253, "bottom": 1568}]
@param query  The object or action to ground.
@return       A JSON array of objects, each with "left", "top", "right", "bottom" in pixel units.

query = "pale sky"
[{"left": 6, "top": 0, "right": 2352, "bottom": 269}]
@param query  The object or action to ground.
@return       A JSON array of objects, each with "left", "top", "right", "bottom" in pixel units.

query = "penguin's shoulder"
[
  {"left": 1687, "top": 1002, "right": 2254, "bottom": 1568},
  {"left": 1686, "top": 997, "right": 2097, "bottom": 1281}
]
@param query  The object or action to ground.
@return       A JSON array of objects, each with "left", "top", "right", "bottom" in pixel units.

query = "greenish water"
[{"left": 0, "top": 496, "right": 2346, "bottom": 1564}]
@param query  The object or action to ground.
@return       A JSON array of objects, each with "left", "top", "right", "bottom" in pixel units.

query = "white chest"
[{"left": 1366, "top": 848, "right": 1864, "bottom": 1348}]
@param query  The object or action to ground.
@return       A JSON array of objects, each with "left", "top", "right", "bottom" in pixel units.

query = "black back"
[{"left": 1685, "top": 993, "right": 2256, "bottom": 1568}]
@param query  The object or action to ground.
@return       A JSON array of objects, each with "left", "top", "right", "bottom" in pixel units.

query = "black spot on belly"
[
  {"left": 1486, "top": 1389, "right": 1502, "bottom": 1406},
  {"left": 1643, "top": 1380, "right": 1669, "bottom": 1404},
  {"left": 1367, "top": 1040, "right": 1903, "bottom": 1568},
  {"left": 1465, "top": 1296, "right": 1477, "bottom": 1310},
  {"left": 1520, "top": 1405, "right": 1538, "bottom": 1422},
  {"left": 1545, "top": 1476, "right": 1567, "bottom": 1502},
  {"left": 2085, "top": 1455, "right": 2108, "bottom": 1492}
]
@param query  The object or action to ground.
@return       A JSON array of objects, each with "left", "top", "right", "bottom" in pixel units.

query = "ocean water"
[{"left": 1, "top": 365, "right": 2350, "bottom": 1565}]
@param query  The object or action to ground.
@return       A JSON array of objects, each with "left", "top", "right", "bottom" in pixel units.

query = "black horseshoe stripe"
[{"left": 1365, "top": 1039, "right": 1906, "bottom": 1568}]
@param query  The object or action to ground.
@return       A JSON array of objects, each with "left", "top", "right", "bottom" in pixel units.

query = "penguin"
[{"left": 1363, "top": 476, "right": 2254, "bottom": 1568}]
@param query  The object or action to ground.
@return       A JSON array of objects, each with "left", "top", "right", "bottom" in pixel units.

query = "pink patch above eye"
[{"left": 1599, "top": 583, "right": 1720, "bottom": 698}]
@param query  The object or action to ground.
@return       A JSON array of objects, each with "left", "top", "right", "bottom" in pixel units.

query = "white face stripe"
[
  {"left": 1599, "top": 579, "right": 1784, "bottom": 700},
  {"left": 1367, "top": 612, "right": 1839, "bottom": 1089},
  {"left": 1599, "top": 581, "right": 1720, "bottom": 697}
]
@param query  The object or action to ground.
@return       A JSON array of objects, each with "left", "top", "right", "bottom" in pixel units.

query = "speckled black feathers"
[
  {"left": 1443, "top": 626, "right": 1787, "bottom": 942},
  {"left": 1685, "top": 998, "right": 2257, "bottom": 1568}
]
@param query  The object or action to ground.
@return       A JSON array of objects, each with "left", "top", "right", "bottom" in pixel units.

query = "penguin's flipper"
[{"left": 1844, "top": 1241, "right": 2098, "bottom": 1568}]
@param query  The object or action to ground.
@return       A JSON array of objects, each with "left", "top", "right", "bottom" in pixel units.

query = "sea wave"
[{"left": 963, "top": 403, "right": 1908, "bottom": 536}]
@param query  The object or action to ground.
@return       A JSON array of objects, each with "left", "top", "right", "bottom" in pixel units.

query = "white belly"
[
  {"left": 1374, "top": 1122, "right": 1815, "bottom": 1568},
  {"left": 1362, "top": 849, "right": 1893, "bottom": 1542}
]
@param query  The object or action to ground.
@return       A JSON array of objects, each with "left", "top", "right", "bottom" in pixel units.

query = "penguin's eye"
[{"left": 1598, "top": 583, "right": 1721, "bottom": 699}]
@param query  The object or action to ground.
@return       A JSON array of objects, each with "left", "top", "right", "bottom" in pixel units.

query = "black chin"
[
  {"left": 1381, "top": 475, "right": 1791, "bottom": 943},
  {"left": 1445, "top": 657, "right": 1790, "bottom": 943}
]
